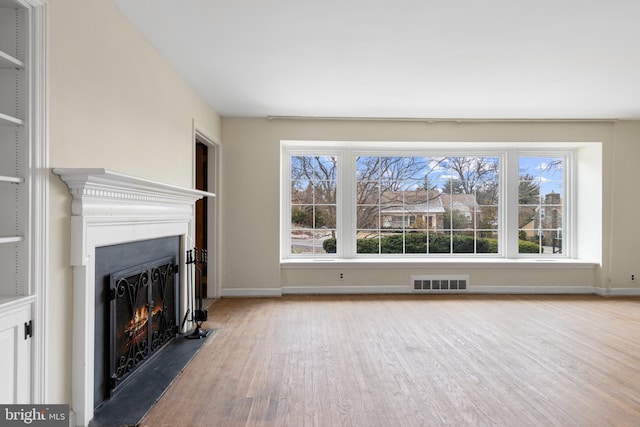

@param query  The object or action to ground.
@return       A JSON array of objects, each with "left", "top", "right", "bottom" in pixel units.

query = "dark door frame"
[{"left": 194, "top": 126, "right": 220, "bottom": 298}]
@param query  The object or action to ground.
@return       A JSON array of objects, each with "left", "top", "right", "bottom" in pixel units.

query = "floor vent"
[{"left": 411, "top": 275, "right": 469, "bottom": 293}]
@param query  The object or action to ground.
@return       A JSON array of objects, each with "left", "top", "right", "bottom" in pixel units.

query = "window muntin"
[{"left": 518, "top": 155, "right": 565, "bottom": 255}]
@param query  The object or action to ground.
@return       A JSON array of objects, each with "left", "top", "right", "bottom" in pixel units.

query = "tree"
[
  {"left": 356, "top": 156, "right": 432, "bottom": 229},
  {"left": 424, "top": 156, "right": 499, "bottom": 205},
  {"left": 518, "top": 173, "right": 540, "bottom": 229},
  {"left": 518, "top": 173, "right": 540, "bottom": 204},
  {"left": 446, "top": 156, "right": 499, "bottom": 205},
  {"left": 442, "top": 179, "right": 465, "bottom": 195},
  {"left": 443, "top": 208, "right": 470, "bottom": 230},
  {"left": 291, "top": 156, "right": 337, "bottom": 235}
]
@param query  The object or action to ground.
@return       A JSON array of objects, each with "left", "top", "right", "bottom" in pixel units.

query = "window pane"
[
  {"left": 477, "top": 231, "right": 499, "bottom": 253},
  {"left": 518, "top": 156, "right": 564, "bottom": 255},
  {"left": 290, "top": 229, "right": 336, "bottom": 255},
  {"left": 405, "top": 232, "right": 428, "bottom": 254},
  {"left": 315, "top": 206, "right": 336, "bottom": 229},
  {"left": 357, "top": 205, "right": 379, "bottom": 229},
  {"left": 291, "top": 180, "right": 312, "bottom": 204},
  {"left": 429, "top": 233, "right": 451, "bottom": 253},
  {"left": 314, "top": 181, "right": 336, "bottom": 204},
  {"left": 354, "top": 155, "right": 500, "bottom": 255},
  {"left": 292, "top": 155, "right": 337, "bottom": 180},
  {"left": 290, "top": 155, "right": 337, "bottom": 256},
  {"left": 381, "top": 232, "right": 404, "bottom": 254},
  {"left": 478, "top": 206, "right": 499, "bottom": 230},
  {"left": 453, "top": 230, "right": 475, "bottom": 253},
  {"left": 291, "top": 205, "right": 314, "bottom": 229},
  {"left": 357, "top": 233, "right": 380, "bottom": 254},
  {"left": 356, "top": 156, "right": 381, "bottom": 180},
  {"left": 356, "top": 181, "right": 380, "bottom": 205}
]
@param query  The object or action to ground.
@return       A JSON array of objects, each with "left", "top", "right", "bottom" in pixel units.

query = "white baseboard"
[
  {"left": 282, "top": 285, "right": 408, "bottom": 295},
  {"left": 220, "top": 285, "right": 640, "bottom": 297},
  {"left": 595, "top": 287, "right": 640, "bottom": 296},
  {"left": 220, "top": 288, "right": 282, "bottom": 297},
  {"left": 469, "top": 286, "right": 596, "bottom": 294}
]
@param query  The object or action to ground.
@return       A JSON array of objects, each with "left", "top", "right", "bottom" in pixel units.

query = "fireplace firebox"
[
  {"left": 109, "top": 257, "right": 178, "bottom": 395},
  {"left": 94, "top": 236, "right": 181, "bottom": 409}
]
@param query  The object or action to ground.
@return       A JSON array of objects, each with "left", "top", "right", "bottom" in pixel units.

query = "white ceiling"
[{"left": 114, "top": 0, "right": 640, "bottom": 120}]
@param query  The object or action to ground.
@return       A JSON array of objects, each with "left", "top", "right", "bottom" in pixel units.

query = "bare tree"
[
  {"left": 291, "top": 156, "right": 337, "bottom": 231},
  {"left": 446, "top": 156, "right": 499, "bottom": 204},
  {"left": 356, "top": 156, "right": 433, "bottom": 229}
]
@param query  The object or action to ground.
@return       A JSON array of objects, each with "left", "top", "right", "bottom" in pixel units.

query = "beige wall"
[
  {"left": 609, "top": 121, "right": 640, "bottom": 286},
  {"left": 221, "top": 118, "right": 640, "bottom": 295},
  {"left": 41, "top": 0, "right": 640, "bottom": 408},
  {"left": 46, "top": 0, "right": 220, "bottom": 403}
]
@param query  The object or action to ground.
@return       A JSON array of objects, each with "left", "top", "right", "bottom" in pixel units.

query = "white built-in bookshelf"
[
  {"left": 0, "top": 0, "right": 46, "bottom": 404},
  {"left": 0, "top": 0, "right": 28, "bottom": 302}
]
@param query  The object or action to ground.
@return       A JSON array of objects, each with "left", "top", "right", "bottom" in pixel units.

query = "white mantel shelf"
[
  {"left": 53, "top": 168, "right": 215, "bottom": 210},
  {"left": 53, "top": 167, "right": 213, "bottom": 427}
]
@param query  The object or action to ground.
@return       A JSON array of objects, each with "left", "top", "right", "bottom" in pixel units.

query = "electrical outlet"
[
  {"left": 631, "top": 273, "right": 636, "bottom": 282},
  {"left": 338, "top": 272, "right": 344, "bottom": 281}
]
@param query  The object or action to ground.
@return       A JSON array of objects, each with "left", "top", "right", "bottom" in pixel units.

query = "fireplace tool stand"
[{"left": 185, "top": 248, "right": 211, "bottom": 339}]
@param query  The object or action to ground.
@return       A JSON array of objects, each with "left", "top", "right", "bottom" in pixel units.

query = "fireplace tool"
[{"left": 185, "top": 248, "right": 211, "bottom": 339}]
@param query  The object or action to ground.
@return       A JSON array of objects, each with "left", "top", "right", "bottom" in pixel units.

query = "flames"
[{"left": 125, "top": 302, "right": 164, "bottom": 338}]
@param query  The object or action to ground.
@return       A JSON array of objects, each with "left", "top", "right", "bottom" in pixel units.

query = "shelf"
[
  {"left": 0, "top": 49, "right": 24, "bottom": 69},
  {"left": 0, "top": 175, "right": 23, "bottom": 184},
  {"left": 0, "top": 112, "right": 23, "bottom": 126},
  {"left": 0, "top": 295, "right": 35, "bottom": 313},
  {"left": 0, "top": 236, "right": 23, "bottom": 244},
  {"left": 0, "top": 0, "right": 22, "bottom": 8}
]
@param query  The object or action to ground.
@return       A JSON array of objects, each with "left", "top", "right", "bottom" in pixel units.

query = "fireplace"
[
  {"left": 93, "top": 237, "right": 181, "bottom": 408},
  {"left": 54, "top": 168, "right": 214, "bottom": 427},
  {"left": 109, "top": 257, "right": 178, "bottom": 392}
]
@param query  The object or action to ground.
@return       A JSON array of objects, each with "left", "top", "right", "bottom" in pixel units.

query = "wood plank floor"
[{"left": 140, "top": 295, "right": 640, "bottom": 427}]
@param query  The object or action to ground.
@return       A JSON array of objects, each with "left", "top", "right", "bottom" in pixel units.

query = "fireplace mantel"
[
  {"left": 53, "top": 168, "right": 214, "bottom": 427},
  {"left": 54, "top": 167, "right": 212, "bottom": 216}
]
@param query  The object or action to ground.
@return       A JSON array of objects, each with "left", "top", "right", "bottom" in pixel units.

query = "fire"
[{"left": 126, "top": 305, "right": 149, "bottom": 338}]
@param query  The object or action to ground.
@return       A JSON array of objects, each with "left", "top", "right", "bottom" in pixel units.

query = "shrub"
[
  {"left": 323, "top": 238, "right": 337, "bottom": 253},
  {"left": 319, "top": 235, "right": 539, "bottom": 255},
  {"left": 356, "top": 238, "right": 379, "bottom": 254},
  {"left": 518, "top": 240, "right": 541, "bottom": 253}
]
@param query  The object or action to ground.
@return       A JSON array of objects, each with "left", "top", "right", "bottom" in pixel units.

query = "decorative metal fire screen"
[{"left": 109, "top": 257, "right": 178, "bottom": 394}]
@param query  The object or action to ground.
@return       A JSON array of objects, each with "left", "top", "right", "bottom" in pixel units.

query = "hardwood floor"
[{"left": 140, "top": 295, "right": 640, "bottom": 426}]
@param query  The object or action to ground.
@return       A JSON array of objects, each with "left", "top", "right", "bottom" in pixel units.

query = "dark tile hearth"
[{"left": 90, "top": 332, "right": 212, "bottom": 427}]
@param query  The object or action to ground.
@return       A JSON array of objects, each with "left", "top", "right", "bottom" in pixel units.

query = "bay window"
[{"left": 282, "top": 142, "right": 571, "bottom": 261}]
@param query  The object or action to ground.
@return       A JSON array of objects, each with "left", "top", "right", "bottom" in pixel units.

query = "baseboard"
[
  {"left": 220, "top": 285, "right": 639, "bottom": 297},
  {"left": 594, "top": 287, "right": 640, "bottom": 296},
  {"left": 220, "top": 288, "right": 282, "bottom": 297},
  {"left": 469, "top": 285, "right": 596, "bottom": 294},
  {"left": 282, "top": 285, "right": 408, "bottom": 295}
]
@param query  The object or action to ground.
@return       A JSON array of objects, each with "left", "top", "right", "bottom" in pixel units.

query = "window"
[
  {"left": 354, "top": 155, "right": 499, "bottom": 255},
  {"left": 518, "top": 155, "right": 565, "bottom": 255},
  {"left": 282, "top": 142, "right": 571, "bottom": 260},
  {"left": 290, "top": 155, "right": 338, "bottom": 255}
]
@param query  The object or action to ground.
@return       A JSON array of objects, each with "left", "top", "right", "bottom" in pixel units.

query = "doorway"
[
  {"left": 194, "top": 128, "right": 219, "bottom": 299},
  {"left": 195, "top": 141, "right": 208, "bottom": 298}
]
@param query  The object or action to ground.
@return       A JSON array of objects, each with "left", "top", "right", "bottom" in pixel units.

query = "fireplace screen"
[{"left": 109, "top": 257, "right": 178, "bottom": 394}]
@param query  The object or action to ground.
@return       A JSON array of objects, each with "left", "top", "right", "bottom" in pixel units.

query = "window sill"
[{"left": 281, "top": 257, "right": 599, "bottom": 269}]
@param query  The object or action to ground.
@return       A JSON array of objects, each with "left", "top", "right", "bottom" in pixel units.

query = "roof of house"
[{"left": 378, "top": 191, "right": 477, "bottom": 215}]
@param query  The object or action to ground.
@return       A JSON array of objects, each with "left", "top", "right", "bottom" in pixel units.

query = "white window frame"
[{"left": 281, "top": 141, "right": 577, "bottom": 262}]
